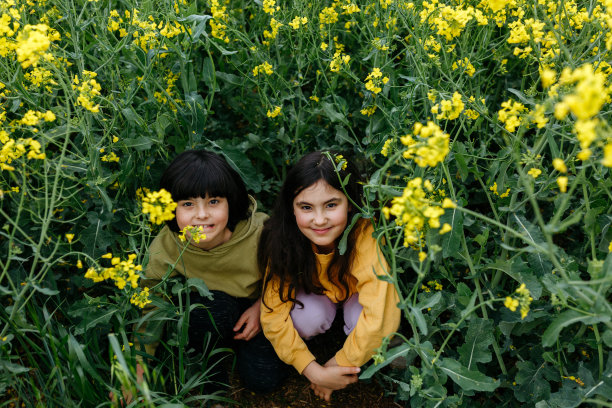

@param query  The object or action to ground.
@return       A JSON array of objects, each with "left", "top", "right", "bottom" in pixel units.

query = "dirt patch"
[{"left": 228, "top": 316, "right": 401, "bottom": 407}]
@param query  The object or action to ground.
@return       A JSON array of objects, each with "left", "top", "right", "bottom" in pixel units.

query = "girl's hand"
[
  {"left": 233, "top": 298, "right": 261, "bottom": 341},
  {"left": 302, "top": 358, "right": 359, "bottom": 400}
]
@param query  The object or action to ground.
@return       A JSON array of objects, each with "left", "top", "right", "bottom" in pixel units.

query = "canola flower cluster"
[
  {"left": 107, "top": 9, "right": 188, "bottom": 52},
  {"left": 401, "top": 121, "right": 450, "bottom": 168},
  {"left": 15, "top": 24, "right": 61, "bottom": 69},
  {"left": 382, "top": 177, "right": 456, "bottom": 247},
  {"left": 85, "top": 253, "right": 142, "bottom": 290},
  {"left": 364, "top": 67, "right": 389, "bottom": 95},
  {"left": 84, "top": 254, "right": 151, "bottom": 308},
  {"left": 153, "top": 70, "right": 182, "bottom": 112},
  {"left": 553, "top": 64, "right": 612, "bottom": 165},
  {"left": 130, "top": 287, "right": 152, "bottom": 308},
  {"left": 504, "top": 283, "right": 533, "bottom": 319},
  {"left": 178, "top": 225, "right": 206, "bottom": 243},
  {"left": 0, "top": 133, "right": 46, "bottom": 171},
  {"left": 140, "top": 188, "right": 177, "bottom": 225},
  {"left": 73, "top": 70, "right": 101, "bottom": 113},
  {"left": 209, "top": 0, "right": 230, "bottom": 43}
]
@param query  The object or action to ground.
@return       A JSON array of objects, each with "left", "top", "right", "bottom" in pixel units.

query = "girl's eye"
[
  {"left": 301, "top": 205, "right": 311, "bottom": 211},
  {"left": 182, "top": 201, "right": 193, "bottom": 207},
  {"left": 326, "top": 203, "right": 337, "bottom": 208},
  {"left": 209, "top": 199, "right": 219, "bottom": 205}
]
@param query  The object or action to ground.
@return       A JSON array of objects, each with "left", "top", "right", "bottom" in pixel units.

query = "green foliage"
[{"left": 1, "top": 0, "right": 611, "bottom": 406}]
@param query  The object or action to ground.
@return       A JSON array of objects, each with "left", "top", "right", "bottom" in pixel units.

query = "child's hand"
[
  {"left": 302, "top": 358, "right": 359, "bottom": 401},
  {"left": 233, "top": 298, "right": 261, "bottom": 341}
]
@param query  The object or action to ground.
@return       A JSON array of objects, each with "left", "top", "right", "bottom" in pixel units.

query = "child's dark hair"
[
  {"left": 258, "top": 151, "right": 364, "bottom": 309},
  {"left": 160, "top": 150, "right": 250, "bottom": 232}
]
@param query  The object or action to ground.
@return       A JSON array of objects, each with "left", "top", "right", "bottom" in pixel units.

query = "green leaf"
[
  {"left": 409, "top": 306, "right": 428, "bottom": 336},
  {"left": 438, "top": 358, "right": 499, "bottom": 392},
  {"left": 360, "top": 342, "right": 411, "bottom": 379},
  {"left": 122, "top": 136, "right": 153, "bottom": 152},
  {"left": 602, "top": 329, "right": 612, "bottom": 348},
  {"left": 214, "top": 142, "right": 262, "bottom": 193},
  {"left": 454, "top": 142, "right": 470, "bottom": 181},
  {"left": 440, "top": 206, "right": 463, "bottom": 258},
  {"left": 338, "top": 213, "right": 362, "bottom": 255},
  {"left": 542, "top": 310, "right": 610, "bottom": 347},
  {"left": 334, "top": 125, "right": 354, "bottom": 145},
  {"left": 512, "top": 214, "right": 552, "bottom": 275},
  {"left": 320, "top": 101, "right": 346, "bottom": 123},
  {"left": 416, "top": 292, "right": 442, "bottom": 310},
  {"left": 514, "top": 361, "right": 558, "bottom": 402},
  {"left": 458, "top": 318, "right": 493, "bottom": 368},
  {"left": 186, "top": 278, "right": 212, "bottom": 299},
  {"left": 0, "top": 359, "right": 29, "bottom": 374},
  {"left": 31, "top": 283, "right": 59, "bottom": 296}
]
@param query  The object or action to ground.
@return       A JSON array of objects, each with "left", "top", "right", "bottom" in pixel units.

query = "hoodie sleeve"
[
  {"left": 260, "top": 276, "right": 316, "bottom": 374},
  {"left": 334, "top": 225, "right": 401, "bottom": 367}
]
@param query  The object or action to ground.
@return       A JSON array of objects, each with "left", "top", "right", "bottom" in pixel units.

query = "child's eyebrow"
[{"left": 295, "top": 197, "right": 342, "bottom": 206}]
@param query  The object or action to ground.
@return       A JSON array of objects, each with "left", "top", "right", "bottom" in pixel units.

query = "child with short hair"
[
  {"left": 140, "top": 149, "right": 284, "bottom": 393},
  {"left": 258, "top": 151, "right": 401, "bottom": 401}
]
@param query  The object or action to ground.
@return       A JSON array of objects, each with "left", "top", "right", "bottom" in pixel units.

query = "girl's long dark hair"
[{"left": 258, "top": 151, "right": 364, "bottom": 309}]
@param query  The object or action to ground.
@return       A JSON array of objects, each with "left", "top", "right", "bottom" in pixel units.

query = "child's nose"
[
  {"left": 196, "top": 205, "right": 208, "bottom": 218},
  {"left": 313, "top": 210, "right": 327, "bottom": 225}
]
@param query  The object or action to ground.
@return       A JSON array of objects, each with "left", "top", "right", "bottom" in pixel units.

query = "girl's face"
[
  {"left": 175, "top": 194, "right": 231, "bottom": 250},
  {"left": 293, "top": 179, "right": 350, "bottom": 253}
]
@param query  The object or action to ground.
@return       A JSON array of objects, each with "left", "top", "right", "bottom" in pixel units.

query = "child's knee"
[{"left": 290, "top": 296, "right": 336, "bottom": 339}]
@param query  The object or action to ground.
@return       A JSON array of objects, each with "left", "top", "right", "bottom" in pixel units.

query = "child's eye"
[
  {"left": 300, "top": 205, "right": 311, "bottom": 211},
  {"left": 209, "top": 198, "right": 219, "bottom": 205},
  {"left": 181, "top": 201, "right": 193, "bottom": 207},
  {"left": 326, "top": 203, "right": 337, "bottom": 208}
]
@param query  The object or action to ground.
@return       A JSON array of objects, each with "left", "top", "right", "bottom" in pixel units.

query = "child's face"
[
  {"left": 175, "top": 194, "right": 231, "bottom": 250},
  {"left": 292, "top": 179, "right": 350, "bottom": 253}
]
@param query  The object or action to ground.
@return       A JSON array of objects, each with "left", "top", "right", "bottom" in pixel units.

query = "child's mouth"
[{"left": 312, "top": 227, "right": 331, "bottom": 235}]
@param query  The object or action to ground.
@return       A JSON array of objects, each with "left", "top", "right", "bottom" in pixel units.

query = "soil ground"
[{"left": 228, "top": 316, "right": 402, "bottom": 408}]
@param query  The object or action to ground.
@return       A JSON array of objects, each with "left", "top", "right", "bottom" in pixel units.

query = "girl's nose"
[{"left": 313, "top": 210, "right": 327, "bottom": 225}]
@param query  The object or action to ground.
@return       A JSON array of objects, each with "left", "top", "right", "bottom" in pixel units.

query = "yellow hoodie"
[{"left": 261, "top": 222, "right": 401, "bottom": 374}]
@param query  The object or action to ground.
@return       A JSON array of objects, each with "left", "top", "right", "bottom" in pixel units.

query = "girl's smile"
[
  {"left": 175, "top": 195, "right": 232, "bottom": 250},
  {"left": 293, "top": 179, "right": 350, "bottom": 253}
]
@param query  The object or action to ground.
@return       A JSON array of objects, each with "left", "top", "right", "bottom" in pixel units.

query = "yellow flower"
[
  {"left": 16, "top": 24, "right": 58, "bottom": 69},
  {"left": 288, "top": 16, "right": 308, "bottom": 29},
  {"left": 442, "top": 198, "right": 456, "bottom": 208},
  {"left": 65, "top": 233, "right": 75, "bottom": 243},
  {"left": 360, "top": 105, "right": 377, "bottom": 116},
  {"left": 557, "top": 176, "right": 568, "bottom": 193},
  {"left": 439, "top": 223, "right": 452, "bottom": 234},
  {"left": 504, "top": 296, "right": 519, "bottom": 312},
  {"left": 381, "top": 139, "right": 392, "bottom": 157},
  {"left": 76, "top": 260, "right": 83, "bottom": 269},
  {"left": 179, "top": 225, "right": 206, "bottom": 243},
  {"left": 602, "top": 144, "right": 612, "bottom": 167},
  {"left": 527, "top": 168, "right": 541, "bottom": 178},
  {"left": 540, "top": 67, "right": 556, "bottom": 88},
  {"left": 334, "top": 154, "right": 347, "bottom": 170},
  {"left": 141, "top": 188, "right": 177, "bottom": 224},
  {"left": 419, "top": 251, "right": 427, "bottom": 262},
  {"left": 608, "top": 241, "right": 612, "bottom": 252},
  {"left": 253, "top": 61, "right": 274, "bottom": 76},
  {"left": 577, "top": 149, "right": 592, "bottom": 161},
  {"left": 262, "top": 0, "right": 279, "bottom": 15},
  {"left": 552, "top": 158, "right": 567, "bottom": 173},
  {"left": 130, "top": 287, "right": 152, "bottom": 308},
  {"left": 267, "top": 105, "right": 282, "bottom": 118}
]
